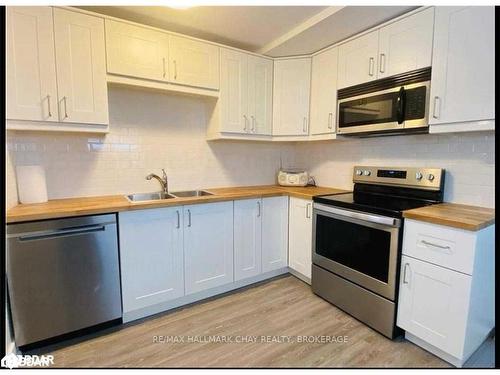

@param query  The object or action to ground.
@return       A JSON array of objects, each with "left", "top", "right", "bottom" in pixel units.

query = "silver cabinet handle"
[
  {"left": 62, "top": 96, "right": 68, "bottom": 119},
  {"left": 433, "top": 96, "right": 441, "bottom": 119},
  {"left": 257, "top": 201, "right": 261, "bottom": 217},
  {"left": 421, "top": 239, "right": 450, "bottom": 250},
  {"left": 303, "top": 117, "right": 308, "bottom": 133},
  {"left": 162, "top": 57, "right": 166, "bottom": 78},
  {"left": 187, "top": 209, "right": 191, "bottom": 227},
  {"left": 251, "top": 115, "right": 255, "bottom": 133},
  {"left": 379, "top": 53, "right": 386, "bottom": 73},
  {"left": 176, "top": 210, "right": 180, "bottom": 229},
  {"left": 173, "top": 60, "right": 177, "bottom": 80},
  {"left": 306, "top": 203, "right": 312, "bottom": 219},
  {"left": 328, "top": 112, "right": 333, "bottom": 129},
  {"left": 368, "top": 57, "right": 374, "bottom": 76},
  {"left": 46, "top": 94, "right": 52, "bottom": 117},
  {"left": 403, "top": 263, "right": 410, "bottom": 284},
  {"left": 243, "top": 115, "right": 248, "bottom": 132}
]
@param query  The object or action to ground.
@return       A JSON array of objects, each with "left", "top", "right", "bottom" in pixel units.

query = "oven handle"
[{"left": 313, "top": 203, "right": 401, "bottom": 227}]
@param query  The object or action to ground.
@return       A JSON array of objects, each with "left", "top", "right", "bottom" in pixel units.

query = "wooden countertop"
[
  {"left": 403, "top": 203, "right": 495, "bottom": 231},
  {"left": 6, "top": 185, "right": 349, "bottom": 224}
]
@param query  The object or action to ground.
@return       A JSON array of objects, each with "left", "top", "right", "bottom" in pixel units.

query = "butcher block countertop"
[
  {"left": 403, "top": 203, "right": 495, "bottom": 231},
  {"left": 6, "top": 185, "right": 349, "bottom": 224}
]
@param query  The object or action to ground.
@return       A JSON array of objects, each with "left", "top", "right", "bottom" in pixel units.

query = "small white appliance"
[{"left": 277, "top": 169, "right": 309, "bottom": 187}]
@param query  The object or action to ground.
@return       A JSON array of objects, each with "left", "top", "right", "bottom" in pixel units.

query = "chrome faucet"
[{"left": 146, "top": 169, "right": 168, "bottom": 193}]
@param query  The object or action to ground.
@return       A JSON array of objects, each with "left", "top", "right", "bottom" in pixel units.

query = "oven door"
[{"left": 312, "top": 203, "right": 401, "bottom": 300}]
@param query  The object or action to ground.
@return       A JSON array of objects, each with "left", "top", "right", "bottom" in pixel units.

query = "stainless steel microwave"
[{"left": 337, "top": 68, "right": 431, "bottom": 136}]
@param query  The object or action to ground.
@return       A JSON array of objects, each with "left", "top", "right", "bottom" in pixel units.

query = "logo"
[{"left": 1, "top": 353, "right": 54, "bottom": 369}]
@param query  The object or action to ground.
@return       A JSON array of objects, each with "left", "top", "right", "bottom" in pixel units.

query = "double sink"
[{"left": 126, "top": 190, "right": 214, "bottom": 202}]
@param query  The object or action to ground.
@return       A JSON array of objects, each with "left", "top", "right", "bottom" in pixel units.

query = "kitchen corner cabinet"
[
  {"left": 262, "top": 196, "right": 289, "bottom": 272},
  {"left": 272, "top": 58, "right": 311, "bottom": 136},
  {"left": 219, "top": 49, "right": 273, "bottom": 135},
  {"left": 184, "top": 201, "right": 234, "bottom": 294},
  {"left": 288, "top": 197, "right": 313, "bottom": 281},
  {"left": 429, "top": 7, "right": 495, "bottom": 128},
  {"left": 119, "top": 208, "right": 184, "bottom": 314},
  {"left": 397, "top": 220, "right": 495, "bottom": 367},
  {"left": 234, "top": 199, "right": 262, "bottom": 281},
  {"left": 6, "top": 7, "right": 108, "bottom": 126},
  {"left": 310, "top": 47, "right": 338, "bottom": 135}
]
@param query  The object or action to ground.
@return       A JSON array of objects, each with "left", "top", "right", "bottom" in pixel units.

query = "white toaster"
[{"left": 278, "top": 169, "right": 309, "bottom": 187}]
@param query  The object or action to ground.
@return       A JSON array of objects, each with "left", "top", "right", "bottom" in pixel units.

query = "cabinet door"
[
  {"left": 377, "top": 8, "right": 434, "bottom": 79},
  {"left": 397, "top": 255, "right": 471, "bottom": 358},
  {"left": 337, "top": 30, "right": 379, "bottom": 89},
  {"left": 6, "top": 7, "right": 58, "bottom": 122},
  {"left": 429, "top": 7, "right": 495, "bottom": 125},
  {"left": 262, "top": 196, "right": 289, "bottom": 273},
  {"left": 119, "top": 208, "right": 184, "bottom": 313},
  {"left": 184, "top": 201, "right": 233, "bottom": 294},
  {"left": 169, "top": 36, "right": 220, "bottom": 90},
  {"left": 248, "top": 56, "right": 273, "bottom": 135},
  {"left": 105, "top": 19, "right": 170, "bottom": 82},
  {"left": 310, "top": 47, "right": 338, "bottom": 135},
  {"left": 234, "top": 199, "right": 262, "bottom": 281},
  {"left": 53, "top": 9, "right": 108, "bottom": 124},
  {"left": 272, "top": 58, "right": 311, "bottom": 136},
  {"left": 220, "top": 48, "right": 248, "bottom": 134},
  {"left": 288, "top": 197, "right": 313, "bottom": 280}
]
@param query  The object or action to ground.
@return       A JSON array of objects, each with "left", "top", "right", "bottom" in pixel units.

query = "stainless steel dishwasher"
[{"left": 6, "top": 214, "right": 122, "bottom": 348}]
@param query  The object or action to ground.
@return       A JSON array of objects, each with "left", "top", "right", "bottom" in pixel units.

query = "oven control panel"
[{"left": 353, "top": 166, "right": 444, "bottom": 190}]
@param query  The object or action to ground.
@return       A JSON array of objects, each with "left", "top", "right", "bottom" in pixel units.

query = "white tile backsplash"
[{"left": 5, "top": 86, "right": 495, "bottom": 209}]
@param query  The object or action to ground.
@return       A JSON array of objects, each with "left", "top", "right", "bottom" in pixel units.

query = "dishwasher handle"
[{"left": 17, "top": 224, "right": 106, "bottom": 241}]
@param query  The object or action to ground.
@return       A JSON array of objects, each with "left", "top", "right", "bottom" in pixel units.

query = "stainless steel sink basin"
[
  {"left": 126, "top": 192, "right": 177, "bottom": 202},
  {"left": 171, "top": 190, "right": 214, "bottom": 198}
]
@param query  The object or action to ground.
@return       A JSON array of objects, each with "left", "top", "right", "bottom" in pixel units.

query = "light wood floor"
[{"left": 45, "top": 275, "right": 457, "bottom": 368}]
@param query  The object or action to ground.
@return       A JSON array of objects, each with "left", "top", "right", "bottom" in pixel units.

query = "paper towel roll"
[{"left": 16, "top": 165, "right": 48, "bottom": 204}]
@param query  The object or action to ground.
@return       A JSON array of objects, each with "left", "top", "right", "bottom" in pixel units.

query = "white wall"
[
  {"left": 6, "top": 87, "right": 296, "bottom": 208},
  {"left": 5, "top": 86, "right": 495, "bottom": 209},
  {"left": 294, "top": 132, "right": 495, "bottom": 208}
]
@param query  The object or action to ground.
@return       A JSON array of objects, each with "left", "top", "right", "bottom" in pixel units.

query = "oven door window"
[
  {"left": 315, "top": 214, "right": 391, "bottom": 283},
  {"left": 338, "top": 91, "right": 398, "bottom": 129}
]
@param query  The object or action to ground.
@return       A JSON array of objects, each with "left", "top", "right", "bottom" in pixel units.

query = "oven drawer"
[{"left": 402, "top": 219, "right": 476, "bottom": 275}]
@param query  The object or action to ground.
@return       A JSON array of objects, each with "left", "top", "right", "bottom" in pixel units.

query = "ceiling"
[{"left": 79, "top": 5, "right": 418, "bottom": 57}]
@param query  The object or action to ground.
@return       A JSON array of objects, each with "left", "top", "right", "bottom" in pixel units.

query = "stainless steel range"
[{"left": 311, "top": 166, "right": 445, "bottom": 338}]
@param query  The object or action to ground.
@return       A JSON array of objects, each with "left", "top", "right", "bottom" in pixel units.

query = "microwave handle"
[{"left": 396, "top": 87, "right": 405, "bottom": 124}]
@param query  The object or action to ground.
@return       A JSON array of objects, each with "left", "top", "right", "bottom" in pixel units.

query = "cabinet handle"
[
  {"left": 176, "top": 210, "right": 180, "bottom": 229},
  {"left": 328, "top": 112, "right": 333, "bottom": 129},
  {"left": 187, "top": 209, "right": 191, "bottom": 227},
  {"left": 162, "top": 57, "right": 166, "bottom": 78},
  {"left": 243, "top": 115, "right": 248, "bottom": 132},
  {"left": 432, "top": 96, "right": 441, "bottom": 119},
  {"left": 306, "top": 203, "right": 312, "bottom": 218},
  {"left": 303, "top": 117, "right": 308, "bottom": 133},
  {"left": 368, "top": 57, "right": 375, "bottom": 76},
  {"left": 62, "top": 96, "right": 68, "bottom": 119},
  {"left": 421, "top": 239, "right": 450, "bottom": 250},
  {"left": 251, "top": 115, "right": 256, "bottom": 133},
  {"left": 174, "top": 60, "right": 177, "bottom": 80},
  {"left": 46, "top": 94, "right": 52, "bottom": 117},
  {"left": 257, "top": 201, "right": 261, "bottom": 217},
  {"left": 403, "top": 263, "right": 410, "bottom": 284},
  {"left": 379, "top": 53, "right": 386, "bottom": 73}
]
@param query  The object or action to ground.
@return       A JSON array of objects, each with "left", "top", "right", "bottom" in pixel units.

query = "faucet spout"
[{"left": 146, "top": 169, "right": 168, "bottom": 193}]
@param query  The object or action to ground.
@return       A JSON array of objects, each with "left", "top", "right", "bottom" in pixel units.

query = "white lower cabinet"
[
  {"left": 119, "top": 207, "right": 184, "bottom": 314},
  {"left": 184, "top": 201, "right": 234, "bottom": 294},
  {"left": 234, "top": 199, "right": 262, "bottom": 281},
  {"left": 397, "top": 220, "right": 495, "bottom": 367},
  {"left": 262, "top": 196, "right": 289, "bottom": 272},
  {"left": 288, "top": 197, "right": 313, "bottom": 281}
]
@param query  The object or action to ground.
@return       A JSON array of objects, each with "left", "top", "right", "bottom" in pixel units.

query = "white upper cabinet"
[
  {"left": 377, "top": 8, "right": 434, "bottom": 79},
  {"left": 234, "top": 199, "right": 262, "bottom": 281},
  {"left": 6, "top": 7, "right": 58, "bottom": 122},
  {"left": 262, "top": 196, "right": 289, "bottom": 273},
  {"left": 105, "top": 19, "right": 170, "bottom": 82},
  {"left": 119, "top": 208, "right": 184, "bottom": 315},
  {"left": 429, "top": 6, "right": 495, "bottom": 125},
  {"left": 248, "top": 56, "right": 273, "bottom": 135},
  {"left": 288, "top": 197, "right": 313, "bottom": 281},
  {"left": 337, "top": 30, "right": 379, "bottom": 89},
  {"left": 53, "top": 8, "right": 108, "bottom": 125},
  {"left": 184, "top": 201, "right": 234, "bottom": 295},
  {"left": 310, "top": 47, "right": 338, "bottom": 135},
  {"left": 219, "top": 48, "right": 248, "bottom": 134},
  {"left": 273, "top": 58, "right": 311, "bottom": 136},
  {"left": 169, "top": 35, "right": 220, "bottom": 90}
]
